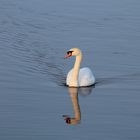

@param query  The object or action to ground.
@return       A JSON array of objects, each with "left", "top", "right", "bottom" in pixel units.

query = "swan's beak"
[
  {"left": 64, "top": 51, "right": 72, "bottom": 59},
  {"left": 64, "top": 54, "right": 72, "bottom": 59}
]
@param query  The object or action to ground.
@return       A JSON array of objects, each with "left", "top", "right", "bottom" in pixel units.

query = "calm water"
[{"left": 0, "top": 0, "right": 140, "bottom": 139}]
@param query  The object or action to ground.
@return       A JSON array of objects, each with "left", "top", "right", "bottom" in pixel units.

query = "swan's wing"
[{"left": 79, "top": 67, "right": 95, "bottom": 87}]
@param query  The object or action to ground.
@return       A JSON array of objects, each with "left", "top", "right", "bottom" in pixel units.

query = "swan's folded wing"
[{"left": 79, "top": 67, "right": 95, "bottom": 87}]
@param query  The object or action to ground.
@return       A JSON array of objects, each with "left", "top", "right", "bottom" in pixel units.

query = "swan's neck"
[{"left": 71, "top": 53, "right": 82, "bottom": 87}]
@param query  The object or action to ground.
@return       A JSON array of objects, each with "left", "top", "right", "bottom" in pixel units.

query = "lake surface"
[{"left": 0, "top": 0, "right": 140, "bottom": 139}]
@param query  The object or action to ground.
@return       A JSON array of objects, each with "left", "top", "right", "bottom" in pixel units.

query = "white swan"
[{"left": 64, "top": 48, "right": 95, "bottom": 87}]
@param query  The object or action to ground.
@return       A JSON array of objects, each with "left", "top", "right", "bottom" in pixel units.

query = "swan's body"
[
  {"left": 65, "top": 48, "right": 95, "bottom": 87},
  {"left": 67, "top": 67, "right": 95, "bottom": 87}
]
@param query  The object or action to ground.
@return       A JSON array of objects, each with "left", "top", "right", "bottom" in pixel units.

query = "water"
[{"left": 0, "top": 0, "right": 140, "bottom": 139}]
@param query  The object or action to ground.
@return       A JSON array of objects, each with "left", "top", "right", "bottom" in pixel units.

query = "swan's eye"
[{"left": 67, "top": 51, "right": 73, "bottom": 55}]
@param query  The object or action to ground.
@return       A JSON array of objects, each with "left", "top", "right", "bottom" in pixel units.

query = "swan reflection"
[{"left": 63, "top": 86, "right": 94, "bottom": 125}]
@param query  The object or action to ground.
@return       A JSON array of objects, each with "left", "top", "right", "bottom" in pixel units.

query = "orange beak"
[
  {"left": 64, "top": 51, "right": 73, "bottom": 59},
  {"left": 64, "top": 53, "right": 72, "bottom": 59}
]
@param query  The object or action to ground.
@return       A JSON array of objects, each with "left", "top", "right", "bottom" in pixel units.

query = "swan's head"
[{"left": 64, "top": 48, "right": 82, "bottom": 58}]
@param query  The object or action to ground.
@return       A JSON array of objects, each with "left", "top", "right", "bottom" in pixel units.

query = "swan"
[{"left": 64, "top": 48, "right": 95, "bottom": 87}]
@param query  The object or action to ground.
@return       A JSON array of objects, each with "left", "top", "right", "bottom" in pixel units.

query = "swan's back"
[
  {"left": 67, "top": 67, "right": 95, "bottom": 87},
  {"left": 79, "top": 67, "right": 95, "bottom": 87}
]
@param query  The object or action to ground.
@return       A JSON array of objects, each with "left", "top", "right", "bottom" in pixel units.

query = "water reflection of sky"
[{"left": 0, "top": 0, "right": 140, "bottom": 139}]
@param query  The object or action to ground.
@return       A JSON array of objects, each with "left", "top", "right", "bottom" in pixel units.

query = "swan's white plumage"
[
  {"left": 66, "top": 67, "right": 95, "bottom": 87},
  {"left": 65, "top": 48, "right": 95, "bottom": 87}
]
